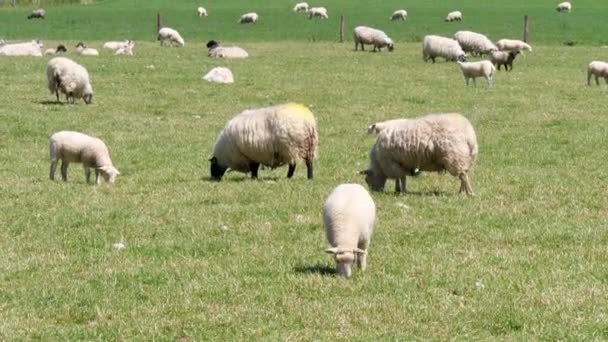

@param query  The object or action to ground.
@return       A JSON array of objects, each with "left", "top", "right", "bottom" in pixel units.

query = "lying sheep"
[
  {"left": 49, "top": 131, "right": 120, "bottom": 184},
  {"left": 454, "top": 30, "right": 497, "bottom": 56},
  {"left": 324, "top": 183, "right": 376, "bottom": 278},
  {"left": 390, "top": 9, "right": 407, "bottom": 21},
  {"left": 422, "top": 35, "right": 466, "bottom": 63},
  {"left": 587, "top": 61, "right": 608, "bottom": 86},
  {"left": 556, "top": 1, "right": 572, "bottom": 12},
  {"left": 445, "top": 10, "right": 462, "bottom": 22},
  {"left": 44, "top": 44, "right": 67, "bottom": 56},
  {"left": 308, "top": 7, "right": 328, "bottom": 19},
  {"left": 103, "top": 39, "right": 132, "bottom": 51},
  {"left": 158, "top": 27, "right": 185, "bottom": 47},
  {"left": 353, "top": 26, "right": 394, "bottom": 52},
  {"left": 457, "top": 60, "right": 496, "bottom": 88},
  {"left": 293, "top": 2, "right": 309, "bottom": 13},
  {"left": 27, "top": 8, "right": 46, "bottom": 19},
  {"left": 239, "top": 12, "right": 258, "bottom": 24},
  {"left": 361, "top": 113, "right": 478, "bottom": 195},
  {"left": 197, "top": 6, "right": 208, "bottom": 17},
  {"left": 203, "top": 67, "right": 234, "bottom": 84},
  {"left": 0, "top": 40, "right": 43, "bottom": 56},
  {"left": 489, "top": 50, "right": 519, "bottom": 71},
  {"left": 206, "top": 40, "right": 249, "bottom": 59},
  {"left": 114, "top": 41, "right": 134, "bottom": 56},
  {"left": 75, "top": 42, "right": 99, "bottom": 56},
  {"left": 47, "top": 57, "right": 93, "bottom": 104},
  {"left": 210, "top": 103, "right": 318, "bottom": 181},
  {"left": 496, "top": 39, "right": 532, "bottom": 53}
]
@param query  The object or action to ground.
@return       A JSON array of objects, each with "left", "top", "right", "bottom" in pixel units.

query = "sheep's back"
[{"left": 323, "top": 184, "right": 375, "bottom": 247}]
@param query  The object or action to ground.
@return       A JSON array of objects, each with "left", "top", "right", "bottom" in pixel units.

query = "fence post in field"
[
  {"left": 523, "top": 15, "right": 530, "bottom": 43},
  {"left": 157, "top": 13, "right": 162, "bottom": 33},
  {"left": 339, "top": 15, "right": 345, "bottom": 42}
]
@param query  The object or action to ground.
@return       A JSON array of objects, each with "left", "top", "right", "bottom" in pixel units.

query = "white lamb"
[
  {"left": 390, "top": 9, "right": 407, "bottom": 21},
  {"left": 587, "top": 61, "right": 608, "bottom": 86},
  {"left": 197, "top": 6, "right": 208, "bottom": 17},
  {"left": 556, "top": 1, "right": 572, "bottom": 12},
  {"left": 308, "top": 7, "right": 328, "bottom": 19},
  {"left": 206, "top": 40, "right": 248, "bottom": 59},
  {"left": 445, "top": 10, "right": 462, "bottom": 22},
  {"left": 293, "top": 2, "right": 309, "bottom": 13},
  {"left": 158, "top": 27, "right": 185, "bottom": 47},
  {"left": 496, "top": 39, "right": 532, "bottom": 53},
  {"left": 361, "top": 113, "right": 478, "bottom": 195},
  {"left": 422, "top": 35, "right": 466, "bottom": 63},
  {"left": 324, "top": 183, "right": 376, "bottom": 278},
  {"left": 103, "top": 39, "right": 132, "bottom": 51},
  {"left": 353, "top": 26, "right": 394, "bottom": 52},
  {"left": 114, "top": 41, "right": 135, "bottom": 56},
  {"left": 47, "top": 57, "right": 93, "bottom": 104},
  {"left": 44, "top": 44, "right": 67, "bottom": 55},
  {"left": 210, "top": 103, "right": 319, "bottom": 181},
  {"left": 27, "top": 8, "right": 46, "bottom": 19},
  {"left": 454, "top": 30, "right": 497, "bottom": 56},
  {"left": 75, "top": 42, "right": 99, "bottom": 56},
  {"left": 203, "top": 67, "right": 234, "bottom": 84},
  {"left": 49, "top": 131, "right": 120, "bottom": 184},
  {"left": 0, "top": 40, "right": 43, "bottom": 56},
  {"left": 457, "top": 60, "right": 496, "bottom": 88},
  {"left": 239, "top": 12, "right": 258, "bottom": 24}
]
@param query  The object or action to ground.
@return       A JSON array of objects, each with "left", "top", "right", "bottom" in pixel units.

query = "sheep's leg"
[
  {"left": 595, "top": 75, "right": 600, "bottom": 86},
  {"left": 95, "top": 168, "right": 101, "bottom": 185},
  {"left": 305, "top": 160, "right": 313, "bottom": 180},
  {"left": 431, "top": 56, "right": 436, "bottom": 63},
  {"left": 497, "top": 64, "right": 501, "bottom": 71},
  {"left": 356, "top": 243, "right": 368, "bottom": 271},
  {"left": 464, "top": 77, "right": 469, "bottom": 86},
  {"left": 394, "top": 176, "right": 406, "bottom": 194},
  {"left": 486, "top": 76, "right": 492, "bottom": 88},
  {"left": 459, "top": 173, "right": 474, "bottom": 195},
  {"left": 85, "top": 167, "right": 91, "bottom": 184},
  {"left": 249, "top": 162, "right": 260, "bottom": 179},
  {"left": 473, "top": 78, "right": 477, "bottom": 87},
  {"left": 587, "top": 72, "right": 592, "bottom": 86},
  {"left": 49, "top": 161, "right": 57, "bottom": 180},
  {"left": 287, "top": 164, "right": 296, "bottom": 178},
  {"left": 60, "top": 161, "right": 69, "bottom": 182}
]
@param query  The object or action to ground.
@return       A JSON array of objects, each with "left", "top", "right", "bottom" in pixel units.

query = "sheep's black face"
[
  {"left": 76, "top": 42, "right": 85, "bottom": 48},
  {"left": 83, "top": 94, "right": 93, "bottom": 104},
  {"left": 457, "top": 54, "right": 467, "bottom": 62},
  {"left": 206, "top": 40, "right": 219, "bottom": 49},
  {"left": 210, "top": 157, "right": 227, "bottom": 181},
  {"left": 56, "top": 45, "right": 67, "bottom": 53},
  {"left": 388, "top": 44, "right": 394, "bottom": 52}
]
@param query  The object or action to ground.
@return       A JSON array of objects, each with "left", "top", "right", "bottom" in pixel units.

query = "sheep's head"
[
  {"left": 206, "top": 40, "right": 219, "bottom": 49},
  {"left": 98, "top": 165, "right": 120, "bottom": 183},
  {"left": 360, "top": 169, "right": 387, "bottom": 192},
  {"left": 209, "top": 156, "right": 227, "bottom": 181},
  {"left": 56, "top": 45, "right": 67, "bottom": 53},
  {"left": 325, "top": 247, "right": 366, "bottom": 278},
  {"left": 508, "top": 51, "right": 520, "bottom": 62},
  {"left": 83, "top": 84, "right": 93, "bottom": 104},
  {"left": 457, "top": 54, "right": 467, "bottom": 62},
  {"left": 386, "top": 39, "right": 394, "bottom": 52},
  {"left": 75, "top": 42, "right": 85, "bottom": 49}
]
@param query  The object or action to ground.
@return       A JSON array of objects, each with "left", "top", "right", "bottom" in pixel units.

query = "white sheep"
[
  {"left": 114, "top": 41, "right": 135, "bottom": 56},
  {"left": 324, "top": 183, "right": 376, "bottom": 278},
  {"left": 587, "top": 61, "right": 608, "bottom": 86},
  {"left": 422, "top": 35, "right": 466, "bottom": 63},
  {"left": 454, "top": 30, "right": 497, "bottom": 56},
  {"left": 47, "top": 57, "right": 93, "bottom": 104},
  {"left": 457, "top": 60, "right": 496, "bottom": 88},
  {"left": 390, "top": 9, "right": 407, "bottom": 21},
  {"left": 239, "top": 12, "right": 258, "bottom": 24},
  {"left": 102, "top": 39, "right": 132, "bottom": 51},
  {"left": 445, "top": 10, "right": 462, "bottom": 22},
  {"left": 49, "top": 131, "right": 120, "bottom": 184},
  {"left": 75, "top": 42, "right": 99, "bottom": 56},
  {"left": 361, "top": 113, "right": 478, "bottom": 195},
  {"left": 353, "top": 26, "right": 394, "bottom": 52},
  {"left": 308, "top": 7, "right": 328, "bottom": 19},
  {"left": 293, "top": 2, "right": 309, "bottom": 13},
  {"left": 27, "top": 8, "right": 46, "bottom": 19},
  {"left": 0, "top": 40, "right": 43, "bottom": 56},
  {"left": 158, "top": 27, "right": 185, "bottom": 47},
  {"left": 489, "top": 50, "right": 520, "bottom": 71},
  {"left": 556, "top": 1, "right": 572, "bottom": 12},
  {"left": 496, "top": 39, "right": 532, "bottom": 53},
  {"left": 210, "top": 103, "right": 319, "bottom": 181},
  {"left": 206, "top": 40, "right": 249, "bottom": 59},
  {"left": 203, "top": 67, "right": 234, "bottom": 84},
  {"left": 44, "top": 44, "right": 67, "bottom": 55},
  {"left": 197, "top": 6, "right": 208, "bottom": 17}
]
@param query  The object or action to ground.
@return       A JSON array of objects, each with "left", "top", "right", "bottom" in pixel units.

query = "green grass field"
[{"left": 2, "top": 0, "right": 608, "bottom": 340}]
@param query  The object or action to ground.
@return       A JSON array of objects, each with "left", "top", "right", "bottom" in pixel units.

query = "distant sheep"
[
  {"left": 103, "top": 40, "right": 132, "bottom": 51},
  {"left": 44, "top": 44, "right": 67, "bottom": 56},
  {"left": 158, "top": 27, "right": 185, "bottom": 47},
  {"left": 114, "top": 41, "right": 134, "bottom": 56},
  {"left": 206, "top": 40, "right": 248, "bottom": 59},
  {"left": 496, "top": 39, "right": 532, "bottom": 53},
  {"left": 293, "top": 2, "right": 309, "bottom": 13},
  {"left": 454, "top": 30, "right": 497, "bottom": 56},
  {"left": 27, "top": 8, "right": 46, "bottom": 19},
  {"left": 353, "top": 26, "right": 394, "bottom": 52},
  {"left": 49, "top": 131, "right": 120, "bottom": 184},
  {"left": 47, "top": 57, "right": 93, "bottom": 104},
  {"left": 203, "top": 67, "right": 234, "bottom": 84},
  {"left": 75, "top": 42, "right": 99, "bottom": 56},
  {"left": 457, "top": 60, "right": 496, "bottom": 88},
  {"left": 587, "top": 61, "right": 608, "bottom": 86},
  {"left": 239, "top": 12, "right": 258, "bottom": 24},
  {"left": 197, "top": 6, "right": 208, "bottom": 17},
  {"left": 489, "top": 50, "right": 519, "bottom": 71},
  {"left": 422, "top": 35, "right": 466, "bottom": 63},
  {"left": 308, "top": 7, "right": 328, "bottom": 19},
  {"left": 361, "top": 113, "right": 478, "bottom": 195},
  {"left": 324, "top": 183, "right": 376, "bottom": 278},
  {"left": 210, "top": 103, "right": 318, "bottom": 181},
  {"left": 445, "top": 10, "right": 462, "bottom": 22},
  {"left": 0, "top": 40, "right": 43, "bottom": 56},
  {"left": 556, "top": 1, "right": 572, "bottom": 12},
  {"left": 390, "top": 9, "right": 407, "bottom": 21}
]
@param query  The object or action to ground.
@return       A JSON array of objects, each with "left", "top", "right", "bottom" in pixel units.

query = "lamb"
[
  {"left": 239, "top": 12, "right": 258, "bottom": 24},
  {"left": 361, "top": 113, "right": 478, "bottom": 195},
  {"left": 47, "top": 57, "right": 93, "bottom": 104},
  {"left": 44, "top": 44, "right": 67, "bottom": 55},
  {"left": 197, "top": 6, "right": 208, "bottom": 17},
  {"left": 308, "top": 7, "right": 328, "bottom": 19},
  {"left": 203, "top": 67, "right": 234, "bottom": 84},
  {"left": 158, "top": 27, "right": 185, "bottom": 47},
  {"left": 206, "top": 40, "right": 249, "bottom": 59},
  {"left": 422, "top": 35, "right": 466, "bottom": 63},
  {"left": 453, "top": 30, "right": 497, "bottom": 56},
  {"left": 457, "top": 60, "right": 496, "bottom": 88},
  {"left": 114, "top": 41, "right": 135, "bottom": 56},
  {"left": 353, "top": 26, "right": 394, "bottom": 52},
  {"left": 556, "top": 1, "right": 572, "bottom": 12},
  {"left": 445, "top": 10, "right": 462, "bottom": 22},
  {"left": 210, "top": 103, "right": 318, "bottom": 181},
  {"left": 587, "top": 61, "right": 608, "bottom": 86},
  {"left": 293, "top": 2, "right": 309, "bottom": 13},
  {"left": 323, "top": 184, "right": 376, "bottom": 278},
  {"left": 75, "top": 42, "right": 99, "bottom": 56},
  {"left": 489, "top": 50, "right": 519, "bottom": 71},
  {"left": 390, "top": 9, "right": 407, "bottom": 21},
  {"left": 49, "top": 131, "right": 120, "bottom": 184},
  {"left": 102, "top": 39, "right": 132, "bottom": 51},
  {"left": 27, "top": 8, "right": 46, "bottom": 19},
  {"left": 496, "top": 39, "right": 532, "bottom": 53},
  {"left": 0, "top": 40, "right": 43, "bottom": 56}
]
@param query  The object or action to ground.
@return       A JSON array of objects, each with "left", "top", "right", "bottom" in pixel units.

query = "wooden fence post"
[
  {"left": 523, "top": 15, "right": 530, "bottom": 43},
  {"left": 339, "top": 15, "right": 345, "bottom": 43},
  {"left": 157, "top": 13, "right": 162, "bottom": 33}
]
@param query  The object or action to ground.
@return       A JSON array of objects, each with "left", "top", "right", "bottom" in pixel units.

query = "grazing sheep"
[
  {"left": 102, "top": 39, "right": 132, "bottom": 51},
  {"left": 587, "top": 61, "right": 608, "bottom": 86},
  {"left": 239, "top": 12, "right": 258, "bottom": 24},
  {"left": 324, "top": 183, "right": 376, "bottom": 278},
  {"left": 390, "top": 9, "right": 407, "bottom": 21},
  {"left": 445, "top": 10, "right": 462, "bottom": 22},
  {"left": 489, "top": 50, "right": 519, "bottom": 71},
  {"left": 453, "top": 30, "right": 497, "bottom": 56},
  {"left": 44, "top": 44, "right": 67, "bottom": 56},
  {"left": 293, "top": 2, "right": 309, "bottom": 13},
  {"left": 361, "top": 113, "right": 478, "bottom": 195},
  {"left": 457, "top": 60, "right": 496, "bottom": 88},
  {"left": 0, "top": 40, "right": 43, "bottom": 56},
  {"left": 210, "top": 103, "right": 318, "bottom": 181},
  {"left": 496, "top": 39, "right": 532, "bottom": 53},
  {"left": 75, "top": 42, "right": 99, "bottom": 56},
  {"left": 422, "top": 35, "right": 466, "bottom": 63},
  {"left": 353, "top": 26, "right": 394, "bottom": 52},
  {"left": 206, "top": 40, "right": 249, "bottom": 59},
  {"left": 556, "top": 1, "right": 572, "bottom": 12},
  {"left": 197, "top": 6, "right": 208, "bottom": 17},
  {"left": 203, "top": 67, "right": 234, "bottom": 84},
  {"left": 47, "top": 57, "right": 93, "bottom": 104},
  {"left": 158, "top": 27, "right": 185, "bottom": 47},
  {"left": 27, "top": 9, "right": 46, "bottom": 19},
  {"left": 49, "top": 131, "right": 120, "bottom": 184},
  {"left": 308, "top": 7, "right": 328, "bottom": 19}
]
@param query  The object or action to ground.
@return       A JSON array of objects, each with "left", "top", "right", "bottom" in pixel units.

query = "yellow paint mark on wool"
[{"left": 276, "top": 103, "right": 315, "bottom": 123}]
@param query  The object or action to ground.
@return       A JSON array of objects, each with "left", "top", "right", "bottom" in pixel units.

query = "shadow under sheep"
[{"left": 294, "top": 263, "right": 336, "bottom": 276}]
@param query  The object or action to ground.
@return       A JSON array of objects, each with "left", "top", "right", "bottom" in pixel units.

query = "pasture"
[{"left": 1, "top": 0, "right": 608, "bottom": 339}]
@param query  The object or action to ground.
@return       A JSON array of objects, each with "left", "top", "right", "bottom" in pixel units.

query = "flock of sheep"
[{"left": 3, "top": 0, "right": 608, "bottom": 277}]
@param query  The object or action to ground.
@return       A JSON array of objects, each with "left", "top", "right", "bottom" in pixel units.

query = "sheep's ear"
[
  {"left": 367, "top": 124, "right": 376, "bottom": 134},
  {"left": 325, "top": 247, "right": 339, "bottom": 255},
  {"left": 354, "top": 248, "right": 367, "bottom": 256}
]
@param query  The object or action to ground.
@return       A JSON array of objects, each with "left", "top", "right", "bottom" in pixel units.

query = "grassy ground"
[{"left": 2, "top": 0, "right": 608, "bottom": 340}]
